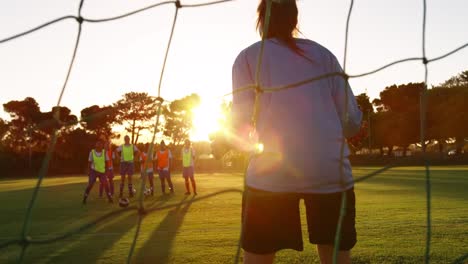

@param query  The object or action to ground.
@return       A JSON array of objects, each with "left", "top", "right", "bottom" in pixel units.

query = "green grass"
[{"left": 0, "top": 166, "right": 467, "bottom": 263}]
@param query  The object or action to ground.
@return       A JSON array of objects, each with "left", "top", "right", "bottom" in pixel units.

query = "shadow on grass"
[
  {"left": 135, "top": 196, "right": 195, "bottom": 263},
  {"left": 39, "top": 194, "right": 173, "bottom": 264},
  {"left": 0, "top": 180, "right": 182, "bottom": 263}
]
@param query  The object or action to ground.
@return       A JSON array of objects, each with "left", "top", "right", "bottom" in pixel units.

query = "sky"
[{"left": 0, "top": 0, "right": 467, "bottom": 141}]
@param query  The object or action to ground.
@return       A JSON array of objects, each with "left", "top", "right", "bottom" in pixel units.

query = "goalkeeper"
[{"left": 231, "top": 1, "right": 362, "bottom": 263}]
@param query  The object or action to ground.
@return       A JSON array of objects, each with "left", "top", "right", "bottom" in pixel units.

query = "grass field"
[{"left": 0, "top": 166, "right": 467, "bottom": 264}]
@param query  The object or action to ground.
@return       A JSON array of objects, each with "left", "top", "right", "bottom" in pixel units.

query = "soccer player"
[
  {"left": 155, "top": 140, "right": 174, "bottom": 194},
  {"left": 231, "top": 1, "right": 362, "bottom": 263},
  {"left": 100, "top": 141, "right": 115, "bottom": 197},
  {"left": 83, "top": 140, "right": 113, "bottom": 204},
  {"left": 140, "top": 144, "right": 155, "bottom": 196},
  {"left": 182, "top": 139, "right": 196, "bottom": 195},
  {"left": 116, "top": 135, "right": 139, "bottom": 198}
]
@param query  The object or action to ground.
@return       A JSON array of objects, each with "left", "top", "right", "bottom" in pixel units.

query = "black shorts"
[{"left": 241, "top": 187, "right": 356, "bottom": 254}]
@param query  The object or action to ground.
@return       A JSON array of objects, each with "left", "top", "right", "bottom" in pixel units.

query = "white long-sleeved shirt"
[{"left": 232, "top": 38, "right": 362, "bottom": 194}]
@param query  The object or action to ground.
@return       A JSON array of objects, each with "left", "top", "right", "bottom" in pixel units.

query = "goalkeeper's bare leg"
[{"left": 317, "top": 245, "right": 351, "bottom": 264}]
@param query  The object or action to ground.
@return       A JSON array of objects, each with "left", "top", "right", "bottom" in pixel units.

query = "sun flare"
[{"left": 191, "top": 100, "right": 224, "bottom": 141}]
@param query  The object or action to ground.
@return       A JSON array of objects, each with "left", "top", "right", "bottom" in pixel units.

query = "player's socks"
[
  {"left": 119, "top": 183, "right": 124, "bottom": 198},
  {"left": 191, "top": 180, "right": 197, "bottom": 195},
  {"left": 107, "top": 194, "right": 113, "bottom": 203},
  {"left": 128, "top": 184, "right": 134, "bottom": 197},
  {"left": 99, "top": 183, "right": 103, "bottom": 197},
  {"left": 109, "top": 179, "right": 114, "bottom": 196},
  {"left": 168, "top": 178, "right": 174, "bottom": 193},
  {"left": 82, "top": 193, "right": 88, "bottom": 204}
]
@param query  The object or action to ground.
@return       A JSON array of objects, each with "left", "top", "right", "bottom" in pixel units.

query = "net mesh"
[{"left": 0, "top": 0, "right": 467, "bottom": 263}]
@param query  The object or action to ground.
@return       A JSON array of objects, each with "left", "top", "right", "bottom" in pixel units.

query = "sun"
[{"left": 190, "top": 100, "right": 224, "bottom": 141}]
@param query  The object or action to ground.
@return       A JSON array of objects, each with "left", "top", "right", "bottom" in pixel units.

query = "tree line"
[
  {"left": 0, "top": 92, "right": 201, "bottom": 176},
  {"left": 362, "top": 70, "right": 468, "bottom": 156},
  {"left": 1, "top": 70, "right": 467, "bottom": 176}
]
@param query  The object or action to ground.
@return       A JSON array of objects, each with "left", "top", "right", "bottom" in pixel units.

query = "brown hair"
[{"left": 256, "top": 0, "right": 301, "bottom": 53}]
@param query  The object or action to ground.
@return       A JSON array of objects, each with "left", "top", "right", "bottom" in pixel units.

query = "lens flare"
[{"left": 255, "top": 143, "right": 264, "bottom": 154}]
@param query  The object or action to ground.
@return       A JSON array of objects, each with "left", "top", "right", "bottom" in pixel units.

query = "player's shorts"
[
  {"left": 241, "top": 187, "right": 356, "bottom": 254},
  {"left": 120, "top": 162, "right": 134, "bottom": 176},
  {"left": 89, "top": 169, "right": 106, "bottom": 185},
  {"left": 182, "top": 166, "right": 194, "bottom": 179},
  {"left": 141, "top": 170, "right": 154, "bottom": 179},
  {"left": 158, "top": 169, "right": 170, "bottom": 180},
  {"left": 106, "top": 168, "right": 114, "bottom": 179}
]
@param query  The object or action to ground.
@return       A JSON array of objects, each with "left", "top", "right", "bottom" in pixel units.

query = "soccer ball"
[
  {"left": 144, "top": 188, "right": 151, "bottom": 197},
  {"left": 119, "top": 197, "right": 130, "bottom": 208}
]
